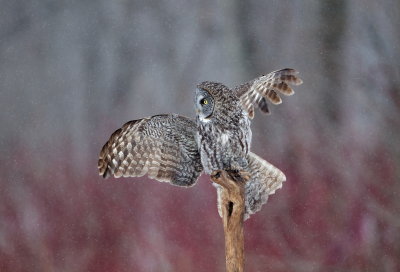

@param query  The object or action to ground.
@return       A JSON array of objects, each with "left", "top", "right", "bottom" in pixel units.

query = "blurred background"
[{"left": 1, "top": 0, "right": 399, "bottom": 271}]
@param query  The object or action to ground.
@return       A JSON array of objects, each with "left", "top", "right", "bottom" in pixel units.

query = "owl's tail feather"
[
  {"left": 215, "top": 152, "right": 286, "bottom": 220},
  {"left": 243, "top": 152, "right": 286, "bottom": 219}
]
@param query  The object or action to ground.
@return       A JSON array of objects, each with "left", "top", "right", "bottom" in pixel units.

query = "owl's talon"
[
  {"left": 227, "top": 170, "right": 250, "bottom": 183},
  {"left": 211, "top": 170, "right": 222, "bottom": 179}
]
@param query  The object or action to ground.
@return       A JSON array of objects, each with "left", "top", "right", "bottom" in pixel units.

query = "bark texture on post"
[{"left": 211, "top": 170, "right": 250, "bottom": 272}]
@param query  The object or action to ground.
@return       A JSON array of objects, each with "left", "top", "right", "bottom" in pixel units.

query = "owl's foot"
[
  {"left": 226, "top": 169, "right": 250, "bottom": 183},
  {"left": 210, "top": 170, "right": 250, "bottom": 185}
]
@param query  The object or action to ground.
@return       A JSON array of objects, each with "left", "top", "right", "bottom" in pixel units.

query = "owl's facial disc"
[{"left": 195, "top": 88, "right": 214, "bottom": 121}]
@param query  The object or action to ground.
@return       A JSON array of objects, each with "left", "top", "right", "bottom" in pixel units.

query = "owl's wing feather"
[
  {"left": 215, "top": 152, "right": 286, "bottom": 220},
  {"left": 234, "top": 68, "right": 302, "bottom": 118},
  {"left": 98, "top": 114, "right": 203, "bottom": 187},
  {"left": 243, "top": 152, "right": 286, "bottom": 219}
]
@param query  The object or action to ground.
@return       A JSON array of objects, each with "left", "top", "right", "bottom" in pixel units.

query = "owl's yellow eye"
[{"left": 201, "top": 99, "right": 208, "bottom": 105}]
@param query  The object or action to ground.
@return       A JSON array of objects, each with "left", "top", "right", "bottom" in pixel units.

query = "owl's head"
[
  {"left": 195, "top": 83, "right": 215, "bottom": 121},
  {"left": 195, "top": 81, "right": 237, "bottom": 122}
]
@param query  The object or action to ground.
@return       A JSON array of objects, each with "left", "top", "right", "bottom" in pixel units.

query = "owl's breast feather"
[{"left": 220, "top": 132, "right": 230, "bottom": 145}]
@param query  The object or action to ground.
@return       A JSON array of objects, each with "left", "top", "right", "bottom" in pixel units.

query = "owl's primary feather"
[
  {"left": 98, "top": 114, "right": 203, "bottom": 187},
  {"left": 235, "top": 68, "right": 303, "bottom": 118}
]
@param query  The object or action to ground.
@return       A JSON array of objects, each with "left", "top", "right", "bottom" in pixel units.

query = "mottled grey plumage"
[
  {"left": 215, "top": 152, "right": 286, "bottom": 220},
  {"left": 98, "top": 68, "right": 302, "bottom": 219},
  {"left": 98, "top": 114, "right": 202, "bottom": 186},
  {"left": 195, "top": 81, "right": 251, "bottom": 174}
]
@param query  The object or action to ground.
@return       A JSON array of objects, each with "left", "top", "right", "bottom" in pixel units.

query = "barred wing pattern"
[
  {"left": 98, "top": 114, "right": 203, "bottom": 187},
  {"left": 215, "top": 152, "right": 286, "bottom": 220},
  {"left": 243, "top": 152, "right": 286, "bottom": 219},
  {"left": 235, "top": 68, "right": 303, "bottom": 118}
]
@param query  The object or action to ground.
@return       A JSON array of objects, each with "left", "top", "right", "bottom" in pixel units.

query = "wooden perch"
[{"left": 211, "top": 170, "right": 250, "bottom": 272}]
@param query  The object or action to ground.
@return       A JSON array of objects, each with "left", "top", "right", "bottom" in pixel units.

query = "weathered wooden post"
[{"left": 211, "top": 170, "right": 250, "bottom": 272}]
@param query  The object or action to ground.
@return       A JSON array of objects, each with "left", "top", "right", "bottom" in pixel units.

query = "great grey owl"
[{"left": 98, "top": 68, "right": 302, "bottom": 219}]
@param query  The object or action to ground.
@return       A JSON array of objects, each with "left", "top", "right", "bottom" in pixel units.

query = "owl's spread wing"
[
  {"left": 98, "top": 114, "right": 203, "bottom": 187},
  {"left": 215, "top": 152, "right": 286, "bottom": 220},
  {"left": 234, "top": 68, "right": 303, "bottom": 118}
]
